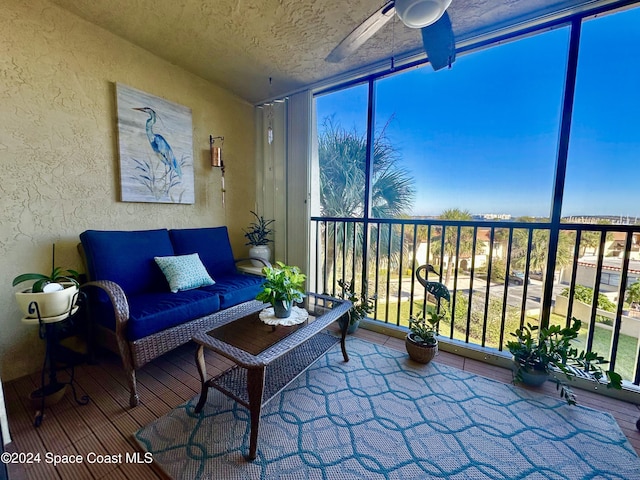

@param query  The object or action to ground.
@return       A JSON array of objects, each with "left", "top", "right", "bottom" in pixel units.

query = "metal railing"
[{"left": 309, "top": 216, "right": 640, "bottom": 385}]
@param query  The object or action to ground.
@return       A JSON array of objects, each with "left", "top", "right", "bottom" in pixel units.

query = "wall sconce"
[
  {"left": 210, "top": 135, "right": 224, "bottom": 169},
  {"left": 210, "top": 135, "right": 226, "bottom": 205}
]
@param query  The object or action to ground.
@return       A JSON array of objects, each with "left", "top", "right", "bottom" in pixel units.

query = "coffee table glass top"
[{"left": 206, "top": 293, "right": 343, "bottom": 356}]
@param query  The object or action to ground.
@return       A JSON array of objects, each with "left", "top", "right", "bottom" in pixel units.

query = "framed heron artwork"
[{"left": 115, "top": 83, "right": 194, "bottom": 204}]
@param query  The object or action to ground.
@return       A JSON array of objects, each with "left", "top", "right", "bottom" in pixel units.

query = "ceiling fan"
[{"left": 326, "top": 0, "right": 456, "bottom": 71}]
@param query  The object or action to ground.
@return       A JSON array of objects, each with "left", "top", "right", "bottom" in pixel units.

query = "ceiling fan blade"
[
  {"left": 326, "top": 1, "right": 396, "bottom": 63},
  {"left": 420, "top": 11, "right": 456, "bottom": 71}
]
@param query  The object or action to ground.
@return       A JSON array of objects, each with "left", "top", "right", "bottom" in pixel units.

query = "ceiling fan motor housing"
[{"left": 395, "top": 0, "right": 452, "bottom": 28}]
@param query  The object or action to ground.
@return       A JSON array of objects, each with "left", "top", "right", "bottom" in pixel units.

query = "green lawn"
[
  {"left": 373, "top": 298, "right": 534, "bottom": 349},
  {"left": 576, "top": 324, "right": 638, "bottom": 383}
]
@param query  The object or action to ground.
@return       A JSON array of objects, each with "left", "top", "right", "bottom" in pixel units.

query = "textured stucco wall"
[{"left": 1, "top": 0, "right": 256, "bottom": 381}]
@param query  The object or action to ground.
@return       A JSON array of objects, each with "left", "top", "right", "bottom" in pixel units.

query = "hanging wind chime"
[{"left": 267, "top": 77, "right": 274, "bottom": 145}]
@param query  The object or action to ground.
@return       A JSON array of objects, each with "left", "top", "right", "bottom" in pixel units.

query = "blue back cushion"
[
  {"left": 169, "top": 227, "right": 236, "bottom": 277},
  {"left": 80, "top": 229, "right": 174, "bottom": 296}
]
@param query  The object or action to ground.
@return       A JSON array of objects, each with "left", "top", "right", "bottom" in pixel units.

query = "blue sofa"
[{"left": 79, "top": 227, "right": 267, "bottom": 407}]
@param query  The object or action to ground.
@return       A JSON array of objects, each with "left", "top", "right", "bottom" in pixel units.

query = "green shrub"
[{"left": 560, "top": 285, "right": 616, "bottom": 312}]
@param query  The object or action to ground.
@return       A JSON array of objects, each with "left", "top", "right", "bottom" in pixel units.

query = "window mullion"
[
  {"left": 362, "top": 78, "right": 376, "bottom": 282},
  {"left": 541, "top": 18, "right": 582, "bottom": 328}
]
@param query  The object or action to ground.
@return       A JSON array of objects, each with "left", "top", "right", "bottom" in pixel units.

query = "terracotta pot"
[{"left": 405, "top": 333, "right": 438, "bottom": 364}]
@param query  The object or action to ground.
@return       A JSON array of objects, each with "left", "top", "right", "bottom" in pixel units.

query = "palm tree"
[
  {"left": 318, "top": 117, "right": 415, "bottom": 286},
  {"left": 430, "top": 209, "right": 473, "bottom": 285},
  {"left": 569, "top": 219, "right": 614, "bottom": 257},
  {"left": 318, "top": 117, "right": 414, "bottom": 219},
  {"left": 511, "top": 227, "right": 573, "bottom": 278}
]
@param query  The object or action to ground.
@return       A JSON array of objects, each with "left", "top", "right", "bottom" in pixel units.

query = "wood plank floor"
[{"left": 4, "top": 326, "right": 640, "bottom": 479}]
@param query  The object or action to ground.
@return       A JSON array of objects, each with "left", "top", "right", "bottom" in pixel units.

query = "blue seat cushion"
[
  {"left": 169, "top": 227, "right": 237, "bottom": 278},
  {"left": 126, "top": 290, "right": 221, "bottom": 341},
  {"left": 80, "top": 229, "right": 174, "bottom": 296},
  {"left": 201, "top": 273, "right": 264, "bottom": 309}
]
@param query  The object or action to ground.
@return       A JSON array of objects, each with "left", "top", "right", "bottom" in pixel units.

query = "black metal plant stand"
[{"left": 27, "top": 291, "right": 90, "bottom": 427}]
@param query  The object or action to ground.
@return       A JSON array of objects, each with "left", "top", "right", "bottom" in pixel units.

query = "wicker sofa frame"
[{"left": 81, "top": 279, "right": 268, "bottom": 407}]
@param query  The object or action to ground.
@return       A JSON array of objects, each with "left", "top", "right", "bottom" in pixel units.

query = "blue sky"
[{"left": 316, "top": 6, "right": 640, "bottom": 219}]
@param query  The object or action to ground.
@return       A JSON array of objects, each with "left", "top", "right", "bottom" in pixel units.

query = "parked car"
[
  {"left": 530, "top": 271, "right": 543, "bottom": 281},
  {"left": 508, "top": 272, "right": 529, "bottom": 286}
]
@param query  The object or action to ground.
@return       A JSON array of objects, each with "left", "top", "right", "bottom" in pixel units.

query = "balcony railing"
[{"left": 309, "top": 216, "right": 640, "bottom": 386}]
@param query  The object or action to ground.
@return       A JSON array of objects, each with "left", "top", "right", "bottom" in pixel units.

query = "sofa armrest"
[
  {"left": 81, "top": 280, "right": 130, "bottom": 326},
  {"left": 80, "top": 280, "right": 133, "bottom": 362},
  {"left": 235, "top": 257, "right": 272, "bottom": 269}
]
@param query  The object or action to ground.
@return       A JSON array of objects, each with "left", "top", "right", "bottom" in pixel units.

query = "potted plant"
[
  {"left": 13, "top": 245, "right": 80, "bottom": 319},
  {"left": 507, "top": 319, "right": 622, "bottom": 404},
  {"left": 255, "top": 261, "right": 306, "bottom": 318},
  {"left": 243, "top": 211, "right": 274, "bottom": 267},
  {"left": 405, "top": 274, "right": 450, "bottom": 363},
  {"left": 406, "top": 308, "right": 445, "bottom": 364},
  {"left": 336, "top": 278, "right": 375, "bottom": 334}
]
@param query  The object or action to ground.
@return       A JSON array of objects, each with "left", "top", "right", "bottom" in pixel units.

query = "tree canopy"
[{"left": 318, "top": 117, "right": 415, "bottom": 219}]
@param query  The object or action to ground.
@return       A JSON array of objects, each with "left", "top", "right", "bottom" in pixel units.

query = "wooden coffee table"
[{"left": 191, "top": 293, "right": 352, "bottom": 460}]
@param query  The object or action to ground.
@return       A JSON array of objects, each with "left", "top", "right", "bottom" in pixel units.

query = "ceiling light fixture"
[{"left": 395, "top": 0, "right": 452, "bottom": 29}]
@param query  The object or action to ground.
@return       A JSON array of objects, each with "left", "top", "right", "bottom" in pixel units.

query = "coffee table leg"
[
  {"left": 194, "top": 345, "right": 208, "bottom": 413},
  {"left": 340, "top": 317, "right": 350, "bottom": 362},
  {"left": 246, "top": 366, "right": 265, "bottom": 461}
]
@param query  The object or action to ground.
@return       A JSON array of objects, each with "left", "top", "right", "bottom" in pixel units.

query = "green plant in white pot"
[
  {"left": 13, "top": 246, "right": 80, "bottom": 319},
  {"left": 243, "top": 211, "right": 274, "bottom": 267},
  {"left": 255, "top": 262, "right": 306, "bottom": 318}
]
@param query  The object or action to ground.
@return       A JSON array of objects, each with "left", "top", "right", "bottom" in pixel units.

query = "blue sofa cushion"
[
  {"left": 201, "top": 273, "right": 265, "bottom": 309},
  {"left": 127, "top": 290, "right": 221, "bottom": 341},
  {"left": 80, "top": 229, "right": 174, "bottom": 296},
  {"left": 169, "top": 227, "right": 237, "bottom": 278}
]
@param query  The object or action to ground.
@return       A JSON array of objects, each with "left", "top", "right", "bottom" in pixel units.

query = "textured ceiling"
[{"left": 49, "top": 0, "right": 614, "bottom": 104}]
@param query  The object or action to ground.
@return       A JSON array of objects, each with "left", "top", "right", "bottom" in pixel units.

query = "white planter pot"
[
  {"left": 15, "top": 282, "right": 79, "bottom": 319},
  {"left": 249, "top": 245, "right": 271, "bottom": 268}
]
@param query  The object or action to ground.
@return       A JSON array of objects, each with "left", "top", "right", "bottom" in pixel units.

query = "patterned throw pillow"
[{"left": 154, "top": 253, "right": 215, "bottom": 293}]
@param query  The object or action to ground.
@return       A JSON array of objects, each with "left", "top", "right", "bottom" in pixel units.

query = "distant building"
[
  {"left": 474, "top": 213, "right": 512, "bottom": 221},
  {"left": 563, "top": 215, "right": 640, "bottom": 225}
]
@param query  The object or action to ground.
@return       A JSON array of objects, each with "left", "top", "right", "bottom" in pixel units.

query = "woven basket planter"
[{"left": 405, "top": 333, "right": 438, "bottom": 364}]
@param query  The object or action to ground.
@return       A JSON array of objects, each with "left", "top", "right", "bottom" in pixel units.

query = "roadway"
[{"left": 390, "top": 275, "right": 566, "bottom": 313}]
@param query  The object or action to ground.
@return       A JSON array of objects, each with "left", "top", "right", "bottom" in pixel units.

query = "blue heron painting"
[
  {"left": 133, "top": 107, "right": 183, "bottom": 178},
  {"left": 116, "top": 83, "right": 193, "bottom": 204}
]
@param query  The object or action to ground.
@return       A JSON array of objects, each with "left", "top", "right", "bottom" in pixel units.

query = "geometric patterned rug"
[{"left": 134, "top": 337, "right": 640, "bottom": 479}]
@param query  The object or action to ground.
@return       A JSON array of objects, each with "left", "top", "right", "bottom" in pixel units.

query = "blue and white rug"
[{"left": 135, "top": 337, "right": 640, "bottom": 479}]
